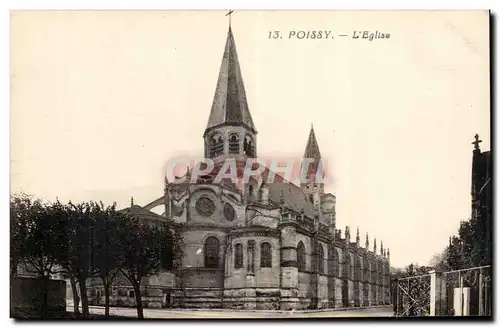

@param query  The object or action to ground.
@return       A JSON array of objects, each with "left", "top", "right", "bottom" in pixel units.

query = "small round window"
[
  {"left": 224, "top": 203, "right": 236, "bottom": 221},
  {"left": 195, "top": 197, "right": 216, "bottom": 217}
]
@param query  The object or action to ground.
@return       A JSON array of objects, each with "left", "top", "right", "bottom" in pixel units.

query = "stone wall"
[{"left": 11, "top": 277, "right": 66, "bottom": 319}]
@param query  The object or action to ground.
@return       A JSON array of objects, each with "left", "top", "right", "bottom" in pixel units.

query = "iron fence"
[
  {"left": 440, "top": 265, "right": 491, "bottom": 316},
  {"left": 394, "top": 273, "right": 431, "bottom": 316},
  {"left": 394, "top": 265, "right": 492, "bottom": 317}
]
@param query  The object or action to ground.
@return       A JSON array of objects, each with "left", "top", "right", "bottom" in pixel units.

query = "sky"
[{"left": 10, "top": 11, "right": 490, "bottom": 268}]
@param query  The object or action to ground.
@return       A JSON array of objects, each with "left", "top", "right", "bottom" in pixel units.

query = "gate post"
[
  {"left": 429, "top": 270, "right": 442, "bottom": 316},
  {"left": 478, "top": 269, "right": 484, "bottom": 316}
]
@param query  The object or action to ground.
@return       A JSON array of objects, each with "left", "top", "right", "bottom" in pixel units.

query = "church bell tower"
[
  {"left": 301, "top": 125, "right": 325, "bottom": 205},
  {"left": 203, "top": 26, "right": 257, "bottom": 160}
]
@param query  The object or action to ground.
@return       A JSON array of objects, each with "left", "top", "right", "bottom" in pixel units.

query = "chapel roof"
[{"left": 121, "top": 204, "right": 170, "bottom": 223}]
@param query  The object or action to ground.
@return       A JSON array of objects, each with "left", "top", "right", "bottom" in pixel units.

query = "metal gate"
[
  {"left": 394, "top": 265, "right": 492, "bottom": 317},
  {"left": 441, "top": 265, "right": 491, "bottom": 316},
  {"left": 394, "top": 274, "right": 431, "bottom": 317}
]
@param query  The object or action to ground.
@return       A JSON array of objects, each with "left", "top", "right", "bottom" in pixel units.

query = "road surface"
[{"left": 68, "top": 305, "right": 394, "bottom": 319}]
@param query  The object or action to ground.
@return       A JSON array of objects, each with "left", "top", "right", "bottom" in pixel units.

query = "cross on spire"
[
  {"left": 226, "top": 10, "right": 234, "bottom": 26},
  {"left": 472, "top": 133, "right": 482, "bottom": 151}
]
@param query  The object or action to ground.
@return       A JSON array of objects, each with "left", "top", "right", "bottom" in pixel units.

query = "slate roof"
[
  {"left": 205, "top": 26, "right": 256, "bottom": 135},
  {"left": 303, "top": 125, "right": 322, "bottom": 161},
  {"left": 267, "top": 182, "right": 316, "bottom": 217},
  {"left": 121, "top": 205, "right": 168, "bottom": 222}
]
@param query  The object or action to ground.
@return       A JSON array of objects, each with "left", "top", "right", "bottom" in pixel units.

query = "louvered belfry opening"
[
  {"left": 228, "top": 133, "right": 240, "bottom": 154},
  {"left": 209, "top": 133, "right": 224, "bottom": 157}
]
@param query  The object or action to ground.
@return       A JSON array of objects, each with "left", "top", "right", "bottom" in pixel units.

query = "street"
[{"left": 67, "top": 305, "right": 395, "bottom": 319}]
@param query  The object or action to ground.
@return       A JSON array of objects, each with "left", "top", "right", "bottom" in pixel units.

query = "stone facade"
[
  {"left": 86, "top": 183, "right": 391, "bottom": 310},
  {"left": 86, "top": 25, "right": 391, "bottom": 310}
]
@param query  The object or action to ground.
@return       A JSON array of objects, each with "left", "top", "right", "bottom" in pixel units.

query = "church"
[{"left": 87, "top": 24, "right": 391, "bottom": 310}]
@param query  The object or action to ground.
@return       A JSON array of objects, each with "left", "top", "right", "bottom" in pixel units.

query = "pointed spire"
[
  {"left": 130, "top": 196, "right": 134, "bottom": 207},
  {"left": 365, "top": 233, "right": 369, "bottom": 249},
  {"left": 303, "top": 124, "right": 322, "bottom": 161},
  {"left": 387, "top": 248, "right": 390, "bottom": 260},
  {"left": 205, "top": 26, "right": 256, "bottom": 135},
  {"left": 356, "top": 227, "right": 360, "bottom": 245},
  {"left": 380, "top": 240, "right": 384, "bottom": 255},
  {"left": 302, "top": 124, "right": 324, "bottom": 186},
  {"left": 373, "top": 238, "right": 377, "bottom": 253}
]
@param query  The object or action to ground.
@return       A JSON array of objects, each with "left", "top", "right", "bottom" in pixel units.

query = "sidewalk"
[{"left": 81, "top": 304, "right": 393, "bottom": 314}]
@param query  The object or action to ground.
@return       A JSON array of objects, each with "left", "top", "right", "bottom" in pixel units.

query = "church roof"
[
  {"left": 144, "top": 164, "right": 318, "bottom": 218},
  {"left": 205, "top": 26, "right": 256, "bottom": 135},
  {"left": 303, "top": 125, "right": 322, "bottom": 160},
  {"left": 267, "top": 182, "right": 316, "bottom": 216},
  {"left": 121, "top": 204, "right": 169, "bottom": 223}
]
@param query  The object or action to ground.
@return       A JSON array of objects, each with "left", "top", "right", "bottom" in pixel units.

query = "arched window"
[
  {"left": 350, "top": 253, "right": 355, "bottom": 280},
  {"left": 234, "top": 243, "right": 243, "bottom": 269},
  {"left": 260, "top": 242, "right": 272, "bottom": 268},
  {"left": 371, "top": 261, "right": 377, "bottom": 284},
  {"left": 363, "top": 256, "right": 370, "bottom": 283},
  {"left": 209, "top": 133, "right": 224, "bottom": 157},
  {"left": 317, "top": 244, "right": 325, "bottom": 274},
  {"left": 355, "top": 256, "right": 362, "bottom": 281},
  {"left": 343, "top": 253, "right": 350, "bottom": 279},
  {"left": 378, "top": 261, "right": 383, "bottom": 284},
  {"left": 243, "top": 135, "right": 255, "bottom": 157},
  {"left": 297, "top": 241, "right": 306, "bottom": 272},
  {"left": 330, "top": 248, "right": 339, "bottom": 277},
  {"left": 229, "top": 134, "right": 240, "bottom": 154},
  {"left": 204, "top": 237, "right": 220, "bottom": 268}
]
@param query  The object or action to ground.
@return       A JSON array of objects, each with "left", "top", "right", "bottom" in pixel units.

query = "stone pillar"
[
  {"left": 247, "top": 240, "right": 255, "bottom": 275},
  {"left": 245, "top": 240, "right": 256, "bottom": 309},
  {"left": 386, "top": 265, "right": 392, "bottom": 304},
  {"left": 309, "top": 237, "right": 319, "bottom": 309},
  {"left": 429, "top": 270, "right": 443, "bottom": 316},
  {"left": 478, "top": 269, "right": 484, "bottom": 316},
  {"left": 279, "top": 225, "right": 299, "bottom": 310},
  {"left": 370, "top": 283, "right": 377, "bottom": 306},
  {"left": 327, "top": 244, "right": 336, "bottom": 308},
  {"left": 353, "top": 258, "right": 361, "bottom": 307},
  {"left": 367, "top": 281, "right": 372, "bottom": 307},
  {"left": 223, "top": 132, "right": 229, "bottom": 156}
]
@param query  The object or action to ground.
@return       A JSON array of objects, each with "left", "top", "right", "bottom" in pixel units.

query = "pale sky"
[{"left": 10, "top": 11, "right": 490, "bottom": 268}]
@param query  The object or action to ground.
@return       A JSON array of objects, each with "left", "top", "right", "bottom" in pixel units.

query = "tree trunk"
[
  {"left": 133, "top": 282, "right": 144, "bottom": 319},
  {"left": 69, "top": 275, "right": 80, "bottom": 316},
  {"left": 39, "top": 276, "right": 50, "bottom": 319},
  {"left": 78, "top": 276, "right": 90, "bottom": 317},
  {"left": 104, "top": 281, "right": 111, "bottom": 317},
  {"left": 10, "top": 257, "right": 18, "bottom": 280}
]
